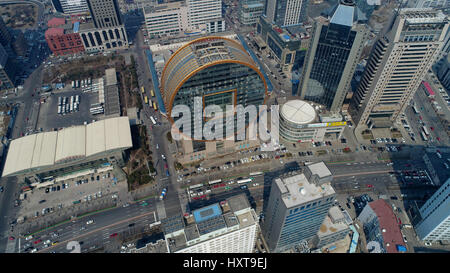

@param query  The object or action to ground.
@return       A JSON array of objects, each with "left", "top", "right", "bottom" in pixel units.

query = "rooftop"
[
  {"left": 2, "top": 117, "right": 133, "bottom": 177},
  {"left": 369, "top": 199, "right": 405, "bottom": 253},
  {"left": 281, "top": 100, "right": 316, "bottom": 125},
  {"left": 307, "top": 162, "right": 333, "bottom": 179},
  {"left": 47, "top": 17, "right": 66, "bottom": 28},
  {"left": 275, "top": 173, "right": 335, "bottom": 209},
  {"left": 317, "top": 215, "right": 350, "bottom": 238}
]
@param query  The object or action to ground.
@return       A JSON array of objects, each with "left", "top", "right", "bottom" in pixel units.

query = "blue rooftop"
[
  {"left": 73, "top": 21, "right": 80, "bottom": 33},
  {"left": 193, "top": 203, "right": 222, "bottom": 223}
]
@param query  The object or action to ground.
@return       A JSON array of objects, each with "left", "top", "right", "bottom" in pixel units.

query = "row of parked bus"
[{"left": 58, "top": 95, "right": 80, "bottom": 115}]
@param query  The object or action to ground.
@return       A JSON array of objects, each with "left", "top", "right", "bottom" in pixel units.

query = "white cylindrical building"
[{"left": 279, "top": 100, "right": 346, "bottom": 142}]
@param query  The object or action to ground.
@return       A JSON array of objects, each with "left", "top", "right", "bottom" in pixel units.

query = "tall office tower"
[
  {"left": 186, "top": 0, "right": 225, "bottom": 33},
  {"left": 297, "top": 0, "right": 367, "bottom": 113},
  {"left": 163, "top": 194, "right": 259, "bottom": 253},
  {"left": 437, "top": 54, "right": 450, "bottom": 91},
  {"left": 351, "top": 8, "right": 449, "bottom": 129},
  {"left": 415, "top": 178, "right": 450, "bottom": 242},
  {"left": 262, "top": 162, "right": 336, "bottom": 252},
  {"left": 80, "top": 0, "right": 128, "bottom": 51},
  {"left": 87, "top": 0, "right": 123, "bottom": 28},
  {"left": 0, "top": 44, "right": 17, "bottom": 92},
  {"left": 52, "top": 0, "right": 89, "bottom": 15},
  {"left": 264, "top": 0, "right": 309, "bottom": 27},
  {"left": 0, "top": 17, "right": 12, "bottom": 48}
]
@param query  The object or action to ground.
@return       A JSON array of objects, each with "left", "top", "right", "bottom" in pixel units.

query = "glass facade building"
[
  {"left": 161, "top": 36, "right": 268, "bottom": 142},
  {"left": 262, "top": 163, "right": 336, "bottom": 252},
  {"left": 298, "top": 0, "right": 367, "bottom": 113}
]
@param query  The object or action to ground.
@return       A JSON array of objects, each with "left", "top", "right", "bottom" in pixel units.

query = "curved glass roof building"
[{"left": 161, "top": 36, "right": 268, "bottom": 121}]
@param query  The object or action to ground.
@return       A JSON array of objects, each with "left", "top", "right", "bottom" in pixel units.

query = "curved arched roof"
[{"left": 160, "top": 36, "right": 266, "bottom": 114}]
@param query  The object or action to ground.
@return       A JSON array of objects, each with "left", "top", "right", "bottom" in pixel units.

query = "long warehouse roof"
[{"left": 2, "top": 117, "right": 133, "bottom": 177}]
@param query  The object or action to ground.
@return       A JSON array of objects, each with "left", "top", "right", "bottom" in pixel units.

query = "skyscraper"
[
  {"left": 0, "top": 17, "right": 12, "bottom": 48},
  {"left": 52, "top": 0, "right": 89, "bottom": 15},
  {"left": 261, "top": 162, "right": 336, "bottom": 252},
  {"left": 86, "top": 0, "right": 123, "bottom": 28},
  {"left": 297, "top": 0, "right": 367, "bottom": 113},
  {"left": 415, "top": 178, "right": 450, "bottom": 242},
  {"left": 264, "top": 0, "right": 309, "bottom": 27},
  {"left": 351, "top": 8, "right": 449, "bottom": 129},
  {"left": 79, "top": 0, "right": 128, "bottom": 52}
]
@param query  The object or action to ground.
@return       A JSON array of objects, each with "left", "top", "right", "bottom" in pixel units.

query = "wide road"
[{"left": 26, "top": 199, "right": 157, "bottom": 253}]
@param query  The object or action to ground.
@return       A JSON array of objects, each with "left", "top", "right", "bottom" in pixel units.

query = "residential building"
[
  {"left": 350, "top": 8, "right": 449, "bottom": 129},
  {"left": 358, "top": 199, "right": 406, "bottom": 253},
  {"left": 279, "top": 99, "right": 346, "bottom": 142},
  {"left": 186, "top": 0, "right": 225, "bottom": 33},
  {"left": 256, "top": 16, "right": 310, "bottom": 72},
  {"left": 415, "top": 178, "right": 450, "bottom": 242},
  {"left": 143, "top": 1, "right": 188, "bottom": 37},
  {"left": 264, "top": 0, "right": 309, "bottom": 27},
  {"left": 298, "top": 0, "right": 368, "bottom": 113},
  {"left": 261, "top": 162, "right": 336, "bottom": 252},
  {"left": 163, "top": 194, "right": 259, "bottom": 253},
  {"left": 51, "top": 0, "right": 89, "bottom": 15},
  {"left": 239, "top": 0, "right": 265, "bottom": 26},
  {"left": 45, "top": 21, "right": 85, "bottom": 56}
]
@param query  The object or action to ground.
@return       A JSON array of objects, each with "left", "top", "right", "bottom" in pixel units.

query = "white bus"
[
  {"left": 208, "top": 179, "right": 222, "bottom": 185},
  {"left": 420, "top": 131, "right": 428, "bottom": 141},
  {"left": 422, "top": 126, "right": 430, "bottom": 136},
  {"left": 237, "top": 178, "right": 252, "bottom": 184},
  {"left": 250, "top": 172, "right": 263, "bottom": 176},
  {"left": 413, "top": 105, "right": 420, "bottom": 114},
  {"left": 189, "top": 183, "right": 203, "bottom": 190},
  {"left": 150, "top": 116, "right": 156, "bottom": 125}
]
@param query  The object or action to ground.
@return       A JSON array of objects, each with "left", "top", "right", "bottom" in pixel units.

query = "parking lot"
[
  {"left": 36, "top": 88, "right": 100, "bottom": 131},
  {"left": 18, "top": 169, "right": 126, "bottom": 220}
]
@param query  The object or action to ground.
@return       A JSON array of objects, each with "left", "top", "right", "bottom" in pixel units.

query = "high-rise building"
[
  {"left": 264, "top": 0, "right": 309, "bottom": 27},
  {"left": 163, "top": 194, "right": 259, "bottom": 253},
  {"left": 0, "top": 44, "right": 16, "bottom": 92},
  {"left": 261, "top": 162, "right": 336, "bottom": 252},
  {"left": 0, "top": 17, "right": 12, "bottom": 48},
  {"left": 86, "top": 0, "right": 123, "bottom": 28},
  {"left": 143, "top": 1, "right": 188, "bottom": 37},
  {"left": 351, "top": 8, "right": 449, "bottom": 129},
  {"left": 407, "top": 0, "right": 450, "bottom": 11},
  {"left": 436, "top": 54, "right": 450, "bottom": 91},
  {"left": 415, "top": 178, "right": 450, "bottom": 242},
  {"left": 79, "top": 0, "right": 128, "bottom": 52},
  {"left": 239, "top": 0, "right": 265, "bottom": 26},
  {"left": 186, "top": 0, "right": 225, "bottom": 33},
  {"left": 52, "top": 0, "right": 89, "bottom": 15},
  {"left": 298, "top": 0, "right": 368, "bottom": 113}
]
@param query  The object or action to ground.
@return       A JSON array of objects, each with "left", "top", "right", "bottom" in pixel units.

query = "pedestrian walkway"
[{"left": 155, "top": 200, "right": 166, "bottom": 220}]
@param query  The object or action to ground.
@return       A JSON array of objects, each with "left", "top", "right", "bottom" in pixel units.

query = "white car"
[
  {"left": 31, "top": 248, "right": 37, "bottom": 253},
  {"left": 25, "top": 235, "right": 33, "bottom": 241},
  {"left": 86, "top": 220, "right": 94, "bottom": 225},
  {"left": 44, "top": 239, "right": 51, "bottom": 244}
]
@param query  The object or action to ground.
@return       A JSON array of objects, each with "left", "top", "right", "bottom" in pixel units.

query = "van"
[
  {"left": 444, "top": 163, "right": 449, "bottom": 169},
  {"left": 436, "top": 152, "right": 442, "bottom": 158}
]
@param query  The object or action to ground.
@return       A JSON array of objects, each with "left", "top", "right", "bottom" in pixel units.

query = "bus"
[
  {"left": 141, "top": 86, "right": 145, "bottom": 94},
  {"left": 189, "top": 183, "right": 203, "bottom": 190},
  {"left": 208, "top": 179, "right": 222, "bottom": 185},
  {"left": 144, "top": 96, "right": 149, "bottom": 105},
  {"left": 422, "top": 126, "right": 430, "bottom": 136},
  {"left": 250, "top": 172, "right": 263, "bottom": 177},
  {"left": 412, "top": 105, "right": 420, "bottom": 114},
  {"left": 420, "top": 131, "right": 428, "bottom": 141},
  {"left": 150, "top": 89, "right": 155, "bottom": 97},
  {"left": 237, "top": 178, "right": 252, "bottom": 184},
  {"left": 153, "top": 101, "right": 158, "bottom": 111},
  {"left": 150, "top": 116, "right": 156, "bottom": 125}
]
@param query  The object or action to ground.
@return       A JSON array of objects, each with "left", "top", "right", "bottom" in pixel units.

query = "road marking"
[{"left": 36, "top": 210, "right": 156, "bottom": 253}]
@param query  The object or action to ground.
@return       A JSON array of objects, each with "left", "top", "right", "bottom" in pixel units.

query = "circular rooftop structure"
[{"left": 280, "top": 100, "right": 316, "bottom": 125}]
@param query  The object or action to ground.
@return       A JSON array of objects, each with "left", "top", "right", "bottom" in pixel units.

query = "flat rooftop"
[
  {"left": 307, "top": 162, "right": 333, "bottom": 179},
  {"left": 275, "top": 173, "right": 335, "bottom": 208}
]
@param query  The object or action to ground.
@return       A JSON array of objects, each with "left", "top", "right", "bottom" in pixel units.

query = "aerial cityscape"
[{"left": 0, "top": 0, "right": 449, "bottom": 256}]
